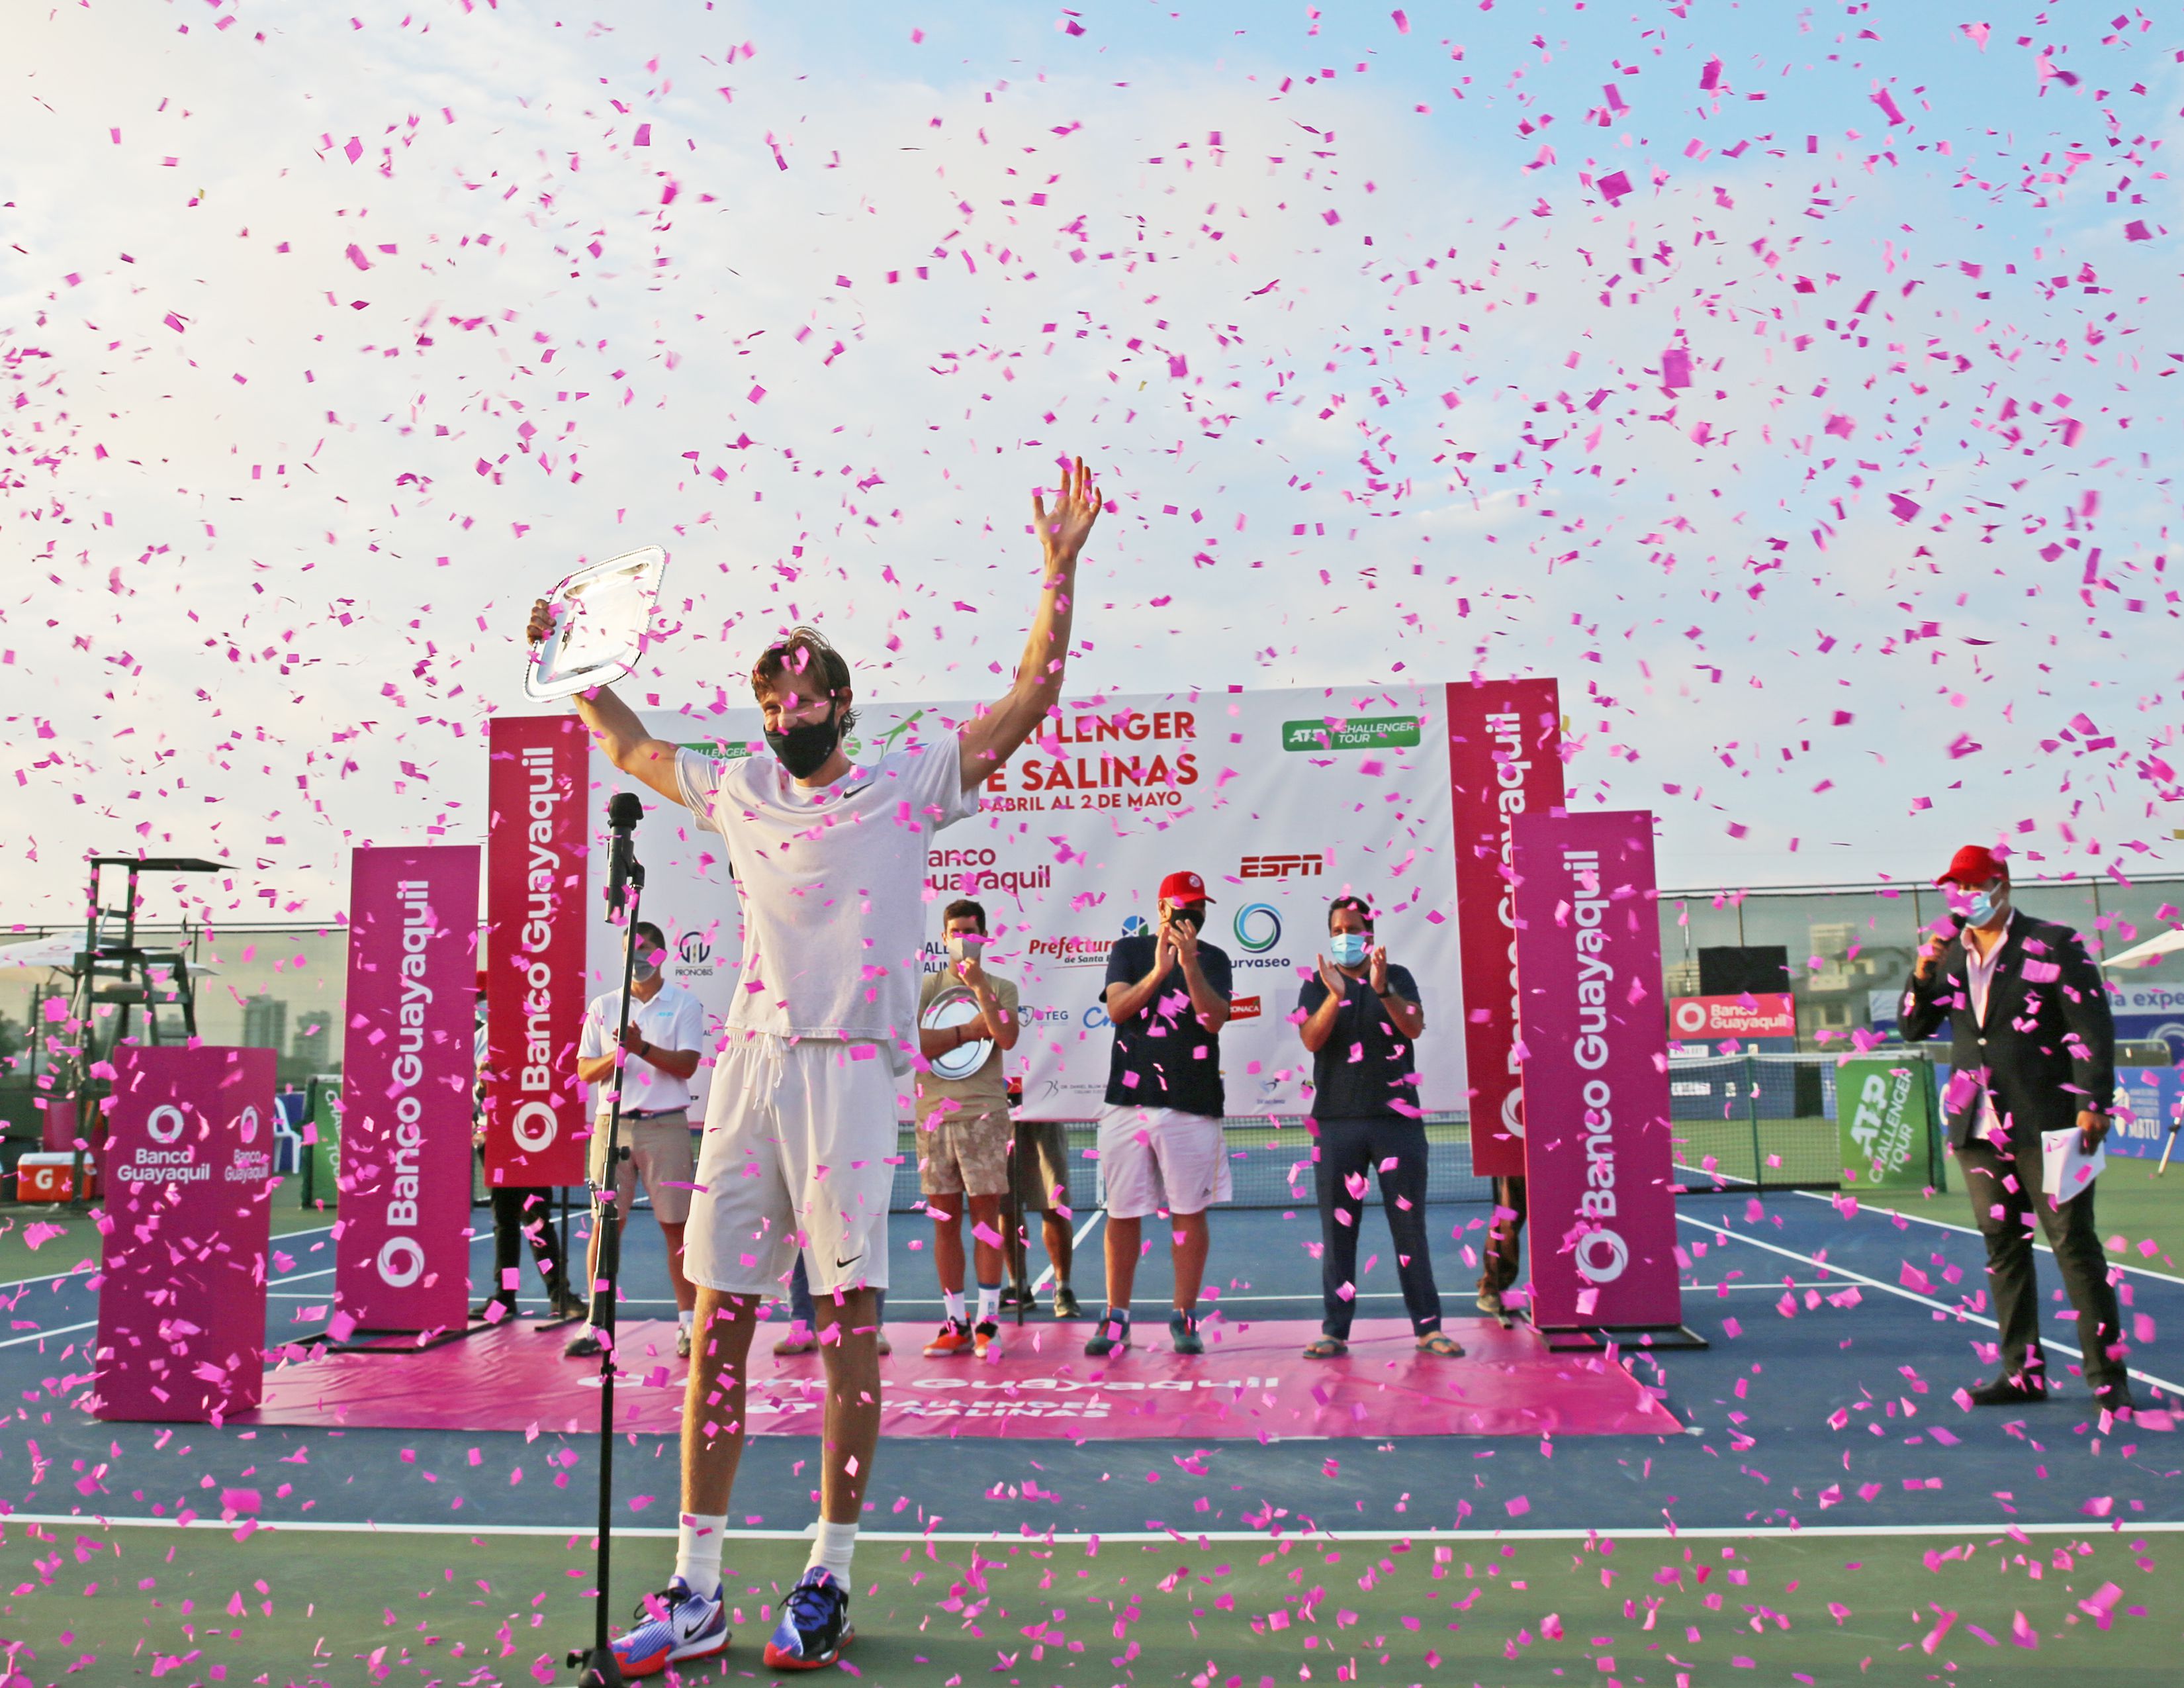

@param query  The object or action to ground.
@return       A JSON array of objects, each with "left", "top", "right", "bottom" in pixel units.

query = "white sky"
[{"left": 3, "top": 0, "right": 2181, "bottom": 928}]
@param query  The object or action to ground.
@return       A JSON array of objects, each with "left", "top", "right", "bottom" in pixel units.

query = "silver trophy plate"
[
  {"left": 524, "top": 546, "right": 670, "bottom": 701},
  {"left": 921, "top": 986, "right": 993, "bottom": 1080}
]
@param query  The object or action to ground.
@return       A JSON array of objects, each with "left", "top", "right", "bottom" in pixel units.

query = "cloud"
[{"left": 3, "top": 2, "right": 2181, "bottom": 925}]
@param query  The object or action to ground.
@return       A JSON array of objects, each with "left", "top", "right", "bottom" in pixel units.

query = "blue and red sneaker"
[
  {"left": 762, "top": 1566, "right": 854, "bottom": 1671},
  {"left": 608, "top": 1576, "right": 729, "bottom": 1677}
]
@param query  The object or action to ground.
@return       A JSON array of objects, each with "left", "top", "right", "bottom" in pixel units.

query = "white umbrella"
[
  {"left": 2100, "top": 927, "right": 2184, "bottom": 970},
  {"left": 0, "top": 935, "right": 89, "bottom": 970},
  {"left": 0, "top": 934, "right": 218, "bottom": 974}
]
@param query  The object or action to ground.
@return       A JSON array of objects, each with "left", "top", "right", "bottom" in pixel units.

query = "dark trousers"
[
  {"left": 488, "top": 1184, "right": 568, "bottom": 1302},
  {"left": 1479, "top": 1175, "right": 1527, "bottom": 1295},
  {"left": 1313, "top": 1115, "right": 1442, "bottom": 1339},
  {"left": 1957, "top": 1136, "right": 2124, "bottom": 1390}
]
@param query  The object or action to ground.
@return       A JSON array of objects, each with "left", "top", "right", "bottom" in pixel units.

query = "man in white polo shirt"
[{"left": 565, "top": 919, "right": 707, "bottom": 1363}]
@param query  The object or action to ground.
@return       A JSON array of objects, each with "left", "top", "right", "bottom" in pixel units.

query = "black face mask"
[{"left": 765, "top": 707, "right": 841, "bottom": 779}]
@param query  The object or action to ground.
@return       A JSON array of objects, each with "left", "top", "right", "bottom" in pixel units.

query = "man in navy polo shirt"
[
  {"left": 1295, "top": 895, "right": 1459, "bottom": 1359},
  {"left": 1089, "top": 869, "right": 1234, "bottom": 1356}
]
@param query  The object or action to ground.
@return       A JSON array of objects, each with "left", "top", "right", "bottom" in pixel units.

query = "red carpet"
[{"left": 249, "top": 1316, "right": 1681, "bottom": 1440}]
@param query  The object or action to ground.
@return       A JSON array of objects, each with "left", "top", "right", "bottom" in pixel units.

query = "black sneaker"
[
  {"left": 564, "top": 1328, "right": 606, "bottom": 1360},
  {"left": 999, "top": 1282, "right": 1038, "bottom": 1311},
  {"left": 2095, "top": 1379, "right": 2136, "bottom": 1417},
  {"left": 1052, "top": 1284, "right": 1082, "bottom": 1319},
  {"left": 472, "top": 1293, "right": 518, "bottom": 1323},
  {"left": 1170, "top": 1310, "right": 1206, "bottom": 1356},
  {"left": 1968, "top": 1374, "right": 2048, "bottom": 1407},
  {"left": 1083, "top": 1309, "right": 1131, "bottom": 1356},
  {"left": 763, "top": 1566, "right": 853, "bottom": 1670}
]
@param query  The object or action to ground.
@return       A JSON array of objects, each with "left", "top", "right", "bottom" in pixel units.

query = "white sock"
[
  {"left": 809, "top": 1519, "right": 858, "bottom": 1582},
  {"left": 678, "top": 1308, "right": 694, "bottom": 1331},
  {"left": 976, "top": 1282, "right": 1001, "bottom": 1325},
  {"left": 674, "top": 1511, "right": 729, "bottom": 1599},
  {"left": 942, "top": 1289, "right": 966, "bottom": 1324}
]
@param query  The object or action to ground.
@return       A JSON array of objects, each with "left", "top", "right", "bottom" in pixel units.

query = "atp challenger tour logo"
[
  {"left": 1280, "top": 716, "right": 1421, "bottom": 753},
  {"left": 1848, "top": 1069, "right": 1919, "bottom": 1175}
]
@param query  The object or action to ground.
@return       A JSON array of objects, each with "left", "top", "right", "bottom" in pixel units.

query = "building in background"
[
  {"left": 241, "top": 994, "right": 288, "bottom": 1055},
  {"left": 291, "top": 1011, "right": 334, "bottom": 1074}
]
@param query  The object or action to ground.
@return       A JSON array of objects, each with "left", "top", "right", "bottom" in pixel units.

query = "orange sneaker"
[
  {"left": 923, "top": 1318, "right": 974, "bottom": 1357},
  {"left": 973, "top": 1319, "right": 1003, "bottom": 1359}
]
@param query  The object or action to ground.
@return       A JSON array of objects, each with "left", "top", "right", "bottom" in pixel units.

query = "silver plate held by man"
[{"left": 921, "top": 986, "right": 993, "bottom": 1080}]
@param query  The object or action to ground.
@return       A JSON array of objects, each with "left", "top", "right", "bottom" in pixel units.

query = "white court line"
[
  {"left": 0, "top": 1318, "right": 97, "bottom": 1350},
  {"left": 4, "top": 1512, "right": 2177, "bottom": 1543},
  {"left": 1672, "top": 1162, "right": 2184, "bottom": 1288},
  {"left": 1787, "top": 1185, "right": 2184, "bottom": 1288},
  {"left": 1677, "top": 1211, "right": 2184, "bottom": 1398}
]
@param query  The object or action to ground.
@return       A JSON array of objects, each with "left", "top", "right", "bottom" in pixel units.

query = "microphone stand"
[{"left": 570, "top": 824, "right": 645, "bottom": 1688}]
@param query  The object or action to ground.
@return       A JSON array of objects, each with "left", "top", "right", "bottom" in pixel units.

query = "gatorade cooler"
[{"left": 15, "top": 1151, "right": 97, "bottom": 1201}]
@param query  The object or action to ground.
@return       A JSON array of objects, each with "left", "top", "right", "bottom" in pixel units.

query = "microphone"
[{"left": 604, "top": 792, "right": 643, "bottom": 916}]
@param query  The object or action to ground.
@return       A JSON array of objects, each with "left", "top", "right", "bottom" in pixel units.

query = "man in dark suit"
[{"left": 1899, "top": 844, "right": 2130, "bottom": 1415}]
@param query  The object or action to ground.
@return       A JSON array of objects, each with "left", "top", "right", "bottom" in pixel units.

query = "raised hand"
[
  {"left": 525, "top": 596, "right": 556, "bottom": 645},
  {"left": 1032, "top": 457, "right": 1101, "bottom": 571},
  {"left": 1317, "top": 954, "right": 1349, "bottom": 999},
  {"left": 1368, "top": 945, "right": 1390, "bottom": 996}
]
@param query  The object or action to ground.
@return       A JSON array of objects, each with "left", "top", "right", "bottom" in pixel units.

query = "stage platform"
[{"left": 248, "top": 1315, "right": 1680, "bottom": 1440}]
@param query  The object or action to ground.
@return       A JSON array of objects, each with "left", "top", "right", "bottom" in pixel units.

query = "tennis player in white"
[{"left": 525, "top": 459, "right": 1099, "bottom": 1677}]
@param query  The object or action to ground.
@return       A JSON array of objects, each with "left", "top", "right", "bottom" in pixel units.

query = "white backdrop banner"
[{"left": 572, "top": 685, "right": 1480, "bottom": 1120}]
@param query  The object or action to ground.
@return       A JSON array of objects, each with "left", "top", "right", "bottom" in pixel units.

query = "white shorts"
[
  {"left": 1095, "top": 1103, "right": 1232, "bottom": 1219},
  {"left": 684, "top": 1036, "right": 903, "bottom": 1298}
]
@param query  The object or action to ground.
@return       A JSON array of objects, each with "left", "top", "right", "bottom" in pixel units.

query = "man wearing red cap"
[
  {"left": 1089, "top": 869, "right": 1234, "bottom": 1356},
  {"left": 1899, "top": 844, "right": 2130, "bottom": 1415}
]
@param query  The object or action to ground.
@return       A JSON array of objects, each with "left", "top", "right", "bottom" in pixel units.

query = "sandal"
[
  {"left": 1416, "top": 1331, "right": 1465, "bottom": 1358},
  {"left": 1302, "top": 1336, "right": 1348, "bottom": 1359}
]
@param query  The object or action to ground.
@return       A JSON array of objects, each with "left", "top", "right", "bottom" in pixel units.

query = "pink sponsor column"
[
  {"left": 483, "top": 716, "right": 590, "bottom": 1188},
  {"left": 93, "top": 1046, "right": 276, "bottom": 1423},
  {"left": 336, "top": 845, "right": 480, "bottom": 1334},
  {"left": 1510, "top": 809, "right": 1683, "bottom": 1333},
  {"left": 1445, "top": 679, "right": 1565, "bottom": 1177}
]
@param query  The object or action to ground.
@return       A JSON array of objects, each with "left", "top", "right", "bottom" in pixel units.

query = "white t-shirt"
[
  {"left": 578, "top": 980, "right": 708, "bottom": 1115},
  {"left": 676, "top": 740, "right": 978, "bottom": 1068}
]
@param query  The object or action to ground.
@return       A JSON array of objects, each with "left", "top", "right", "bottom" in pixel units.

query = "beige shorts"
[
  {"left": 585, "top": 1112, "right": 696, "bottom": 1225},
  {"left": 684, "top": 1037, "right": 901, "bottom": 1297},
  {"left": 917, "top": 1103, "right": 1013, "bottom": 1198},
  {"left": 1095, "top": 1103, "right": 1232, "bottom": 1219}
]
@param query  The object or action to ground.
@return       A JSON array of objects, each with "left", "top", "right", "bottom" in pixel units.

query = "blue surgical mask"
[
  {"left": 1329, "top": 932, "right": 1370, "bottom": 968},
  {"left": 1964, "top": 889, "right": 1999, "bottom": 927}
]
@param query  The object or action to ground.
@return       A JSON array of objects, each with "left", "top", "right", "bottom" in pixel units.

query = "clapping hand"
[{"left": 1368, "top": 946, "right": 1390, "bottom": 996}]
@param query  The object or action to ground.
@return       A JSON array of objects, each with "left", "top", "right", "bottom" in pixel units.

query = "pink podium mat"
[{"left": 248, "top": 1317, "right": 1680, "bottom": 1440}]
